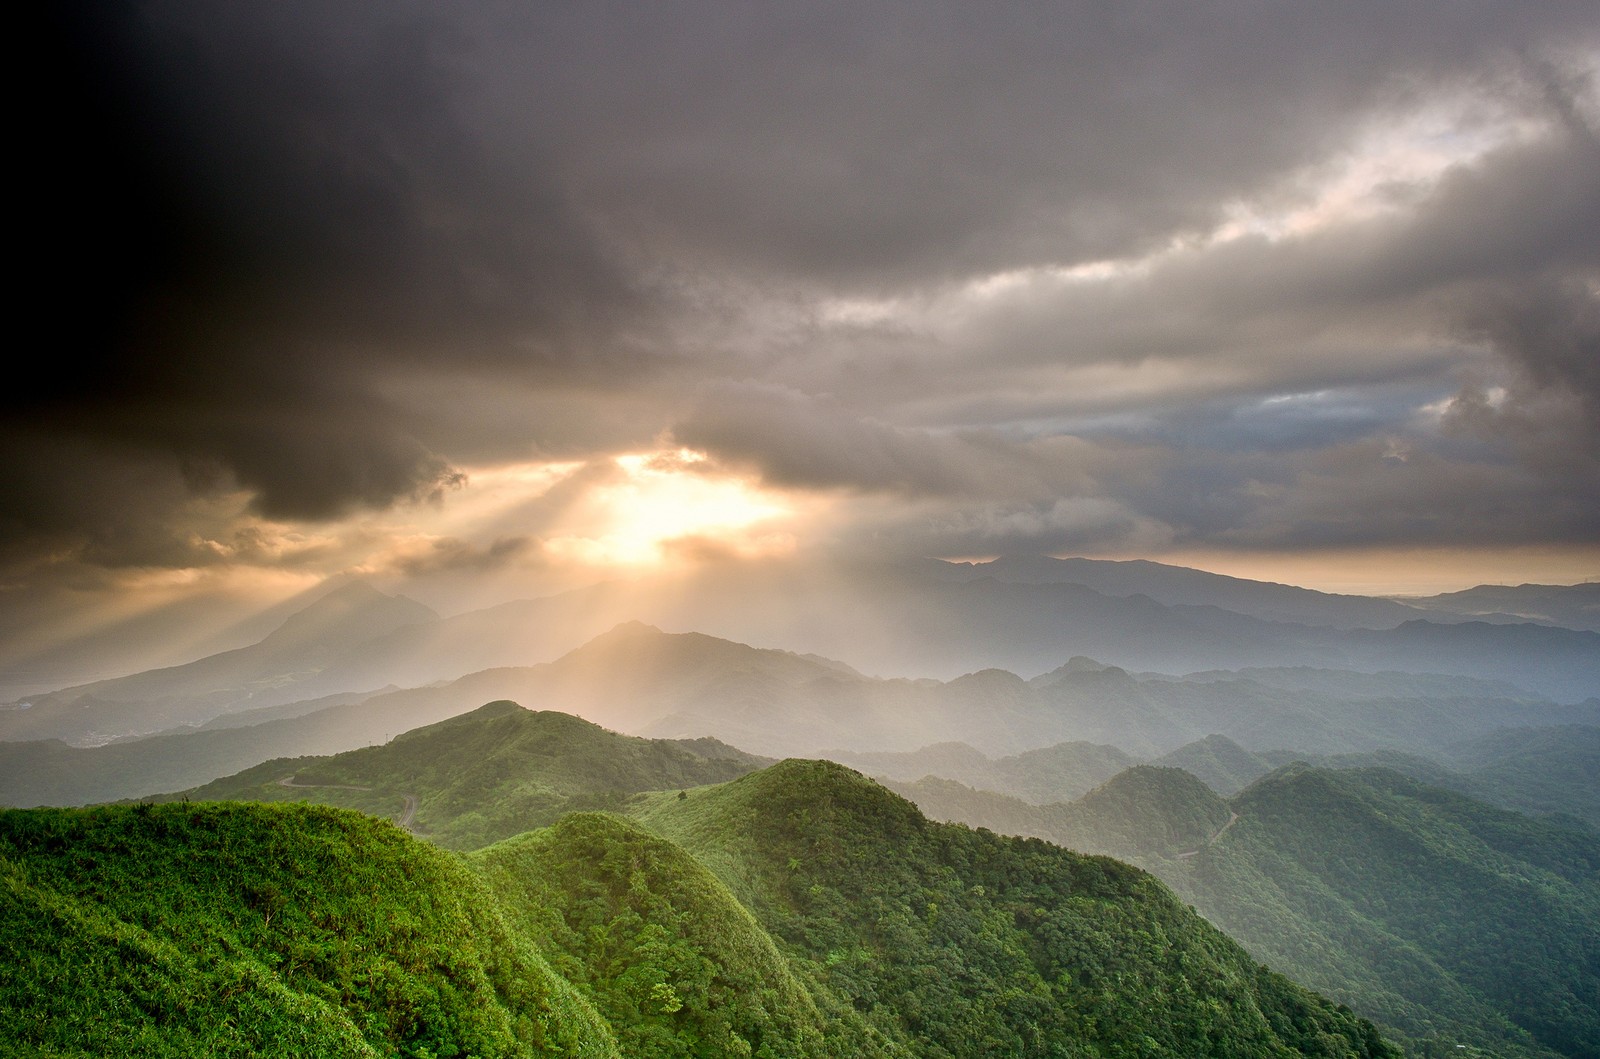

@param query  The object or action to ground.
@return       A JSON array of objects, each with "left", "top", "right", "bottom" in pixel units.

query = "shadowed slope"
[{"left": 473, "top": 813, "right": 902, "bottom": 1058}]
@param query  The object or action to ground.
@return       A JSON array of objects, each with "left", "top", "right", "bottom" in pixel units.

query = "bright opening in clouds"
[{"left": 543, "top": 450, "right": 796, "bottom": 568}]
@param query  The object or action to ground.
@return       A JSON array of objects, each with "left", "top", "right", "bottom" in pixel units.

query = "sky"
[{"left": 9, "top": 1, "right": 1599, "bottom": 666}]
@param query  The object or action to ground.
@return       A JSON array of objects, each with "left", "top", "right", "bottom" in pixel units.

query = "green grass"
[
  {"left": 173, "top": 702, "right": 765, "bottom": 850},
  {"left": 1, "top": 802, "right": 618, "bottom": 1058}
]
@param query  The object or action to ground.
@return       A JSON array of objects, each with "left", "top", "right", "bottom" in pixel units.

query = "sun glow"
[{"left": 544, "top": 449, "right": 795, "bottom": 568}]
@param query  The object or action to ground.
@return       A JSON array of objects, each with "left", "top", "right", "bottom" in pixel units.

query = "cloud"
[
  {"left": 387, "top": 535, "right": 535, "bottom": 576},
  {"left": 517, "top": 0, "right": 1597, "bottom": 287},
  {"left": 9, "top": 0, "right": 1599, "bottom": 596},
  {"left": 1463, "top": 276, "right": 1600, "bottom": 415},
  {"left": 17, "top": 1, "right": 640, "bottom": 532},
  {"left": 673, "top": 382, "right": 1098, "bottom": 500}
]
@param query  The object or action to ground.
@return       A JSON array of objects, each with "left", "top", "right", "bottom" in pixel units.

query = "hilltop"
[
  {"left": 629, "top": 759, "right": 1398, "bottom": 1058},
  {"left": 171, "top": 702, "right": 768, "bottom": 849}
]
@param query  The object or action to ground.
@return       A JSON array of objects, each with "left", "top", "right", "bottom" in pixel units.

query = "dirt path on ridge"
[
  {"left": 1175, "top": 811, "right": 1240, "bottom": 860},
  {"left": 278, "top": 774, "right": 420, "bottom": 832}
]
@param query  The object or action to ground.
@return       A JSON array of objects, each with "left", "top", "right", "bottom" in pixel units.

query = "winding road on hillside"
[
  {"left": 1175, "top": 811, "right": 1240, "bottom": 860},
  {"left": 277, "top": 775, "right": 371, "bottom": 792},
  {"left": 278, "top": 774, "right": 420, "bottom": 833}
]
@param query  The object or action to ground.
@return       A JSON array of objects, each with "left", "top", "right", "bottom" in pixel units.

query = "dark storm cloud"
[
  {"left": 17, "top": 0, "right": 637, "bottom": 537},
  {"left": 10, "top": 0, "right": 1599, "bottom": 577},
  {"left": 1463, "top": 277, "right": 1600, "bottom": 415},
  {"left": 510, "top": 0, "right": 1596, "bottom": 288},
  {"left": 1069, "top": 386, "right": 1450, "bottom": 454},
  {"left": 782, "top": 99, "right": 1598, "bottom": 545}
]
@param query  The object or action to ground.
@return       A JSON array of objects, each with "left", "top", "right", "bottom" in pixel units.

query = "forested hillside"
[
  {"left": 2, "top": 762, "right": 1402, "bottom": 1058},
  {"left": 892, "top": 760, "right": 1600, "bottom": 1058},
  {"left": 629, "top": 759, "right": 1398, "bottom": 1058},
  {"left": 1169, "top": 767, "right": 1600, "bottom": 1059}
]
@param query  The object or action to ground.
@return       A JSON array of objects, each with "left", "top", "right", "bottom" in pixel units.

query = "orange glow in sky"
[{"left": 542, "top": 449, "right": 796, "bottom": 568}]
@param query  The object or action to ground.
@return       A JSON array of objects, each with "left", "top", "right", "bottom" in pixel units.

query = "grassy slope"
[
  {"left": 0, "top": 802, "right": 618, "bottom": 1058},
  {"left": 172, "top": 702, "right": 767, "bottom": 849}
]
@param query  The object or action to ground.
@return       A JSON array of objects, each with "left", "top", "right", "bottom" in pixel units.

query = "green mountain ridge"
[
  {"left": 1, "top": 755, "right": 1401, "bottom": 1058},
  {"left": 630, "top": 758, "right": 1398, "bottom": 1058},
  {"left": 885, "top": 765, "right": 1234, "bottom": 862},
  {"left": 838, "top": 727, "right": 1599, "bottom": 831},
  {"left": 471, "top": 812, "right": 885, "bottom": 1058},
  {"left": 169, "top": 702, "right": 769, "bottom": 850},
  {"left": 892, "top": 758, "right": 1600, "bottom": 1058},
  {"left": 1150, "top": 729, "right": 1600, "bottom": 828},
  {"left": 1200, "top": 765, "right": 1600, "bottom": 1058},
  {"left": 11, "top": 692, "right": 1596, "bottom": 1058}
]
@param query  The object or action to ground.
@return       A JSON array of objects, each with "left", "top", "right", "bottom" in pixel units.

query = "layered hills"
[
  {"left": 119, "top": 699, "right": 1594, "bottom": 1057},
  {"left": 3, "top": 556, "right": 1595, "bottom": 1056},
  {"left": 6, "top": 621, "right": 1592, "bottom": 809},
  {"left": 1, "top": 742, "right": 1402, "bottom": 1058},
  {"left": 887, "top": 758, "right": 1600, "bottom": 1059},
  {"left": 858, "top": 728, "right": 1600, "bottom": 831},
  {"left": 6, "top": 558, "right": 1597, "bottom": 753},
  {"left": 0, "top": 582, "right": 438, "bottom": 745}
]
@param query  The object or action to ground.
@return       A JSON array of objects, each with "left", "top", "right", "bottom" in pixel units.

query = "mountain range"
[
  {"left": 874, "top": 752, "right": 1599, "bottom": 1059},
  {"left": 65, "top": 699, "right": 1590, "bottom": 1058},
  {"left": 4, "top": 620, "right": 1593, "bottom": 809},
  {"left": 4, "top": 556, "right": 1596, "bottom": 1056},
  {"left": 2, "top": 723, "right": 1404, "bottom": 1058},
  {"left": 5, "top": 558, "right": 1596, "bottom": 752}
]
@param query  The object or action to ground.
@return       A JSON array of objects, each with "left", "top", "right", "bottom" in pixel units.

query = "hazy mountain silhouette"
[
  {"left": 1401, "top": 581, "right": 1600, "bottom": 632},
  {"left": 8, "top": 559, "right": 1595, "bottom": 755},
  {"left": 0, "top": 582, "right": 437, "bottom": 745},
  {"left": 7, "top": 622, "right": 1592, "bottom": 808},
  {"left": 934, "top": 555, "right": 1424, "bottom": 627}
]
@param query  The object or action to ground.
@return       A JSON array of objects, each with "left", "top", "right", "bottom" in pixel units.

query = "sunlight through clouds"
[{"left": 542, "top": 449, "right": 797, "bottom": 568}]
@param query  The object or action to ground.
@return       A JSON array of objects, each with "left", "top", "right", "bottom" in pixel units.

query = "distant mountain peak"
[
  {"left": 1031, "top": 657, "right": 1131, "bottom": 688},
  {"left": 950, "top": 667, "right": 1027, "bottom": 687},
  {"left": 603, "top": 619, "right": 666, "bottom": 637},
  {"left": 463, "top": 698, "right": 529, "bottom": 720},
  {"left": 264, "top": 581, "right": 438, "bottom": 648},
  {"left": 317, "top": 579, "right": 390, "bottom": 602}
]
